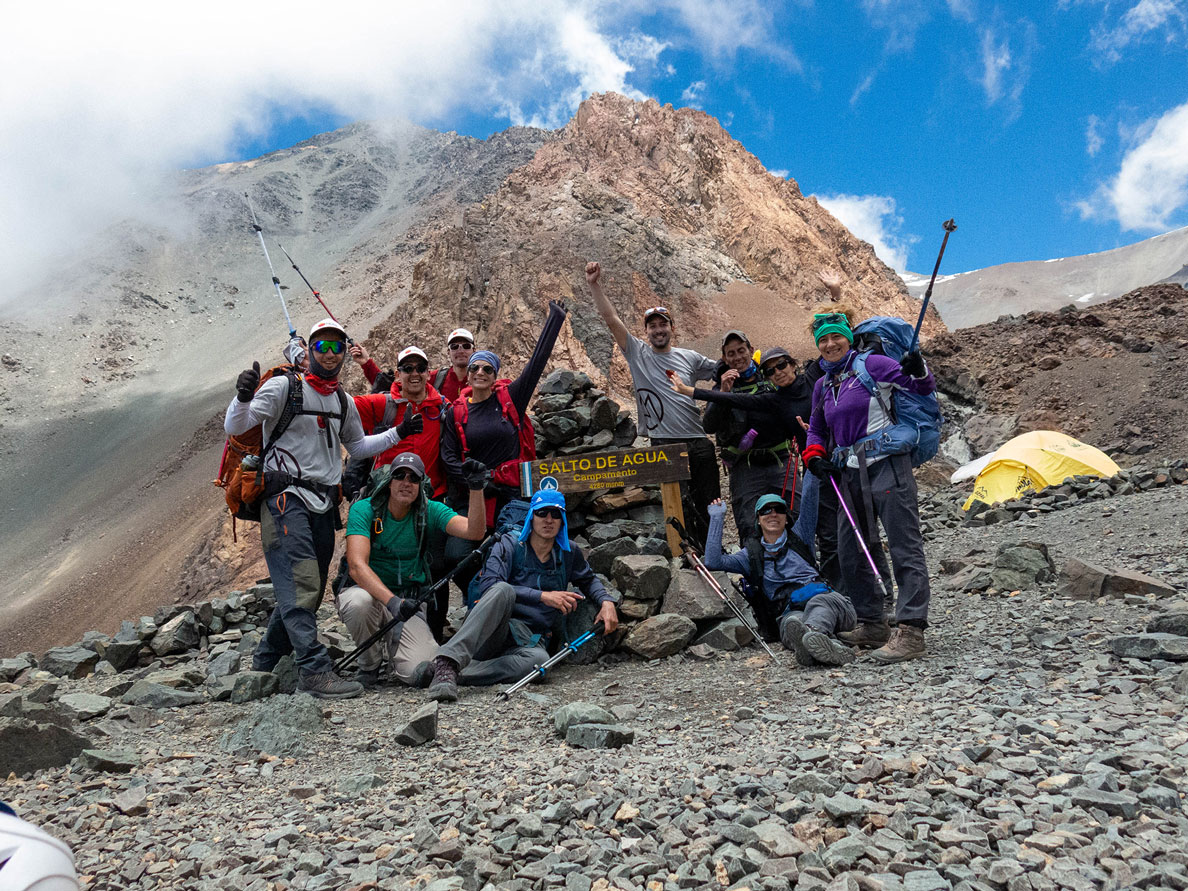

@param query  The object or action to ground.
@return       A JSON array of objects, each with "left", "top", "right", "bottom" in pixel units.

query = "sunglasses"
[
  {"left": 311, "top": 340, "right": 345, "bottom": 354},
  {"left": 811, "top": 312, "right": 849, "bottom": 332},
  {"left": 534, "top": 508, "right": 563, "bottom": 520},
  {"left": 762, "top": 359, "right": 793, "bottom": 377},
  {"left": 468, "top": 363, "right": 496, "bottom": 375},
  {"left": 448, "top": 341, "right": 474, "bottom": 350},
  {"left": 757, "top": 504, "right": 787, "bottom": 517},
  {"left": 644, "top": 307, "right": 671, "bottom": 320},
  {"left": 398, "top": 363, "right": 428, "bottom": 374},
  {"left": 391, "top": 468, "right": 422, "bottom": 482}
]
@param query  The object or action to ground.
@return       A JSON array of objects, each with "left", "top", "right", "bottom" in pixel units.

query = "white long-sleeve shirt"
[{"left": 224, "top": 374, "right": 402, "bottom": 512}]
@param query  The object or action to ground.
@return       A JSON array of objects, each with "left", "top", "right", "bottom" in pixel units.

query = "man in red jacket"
[
  {"left": 353, "top": 346, "right": 450, "bottom": 499},
  {"left": 430, "top": 327, "right": 475, "bottom": 403}
]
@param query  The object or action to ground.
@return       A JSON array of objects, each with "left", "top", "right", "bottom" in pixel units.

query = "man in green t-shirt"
[{"left": 336, "top": 452, "right": 488, "bottom": 688}]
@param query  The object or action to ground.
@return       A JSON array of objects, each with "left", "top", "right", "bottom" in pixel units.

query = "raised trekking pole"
[
  {"left": 333, "top": 534, "right": 495, "bottom": 674},
  {"left": 244, "top": 193, "right": 297, "bottom": 340},
  {"left": 667, "top": 517, "right": 779, "bottom": 660},
  {"left": 276, "top": 242, "right": 354, "bottom": 345},
  {"left": 828, "top": 476, "right": 895, "bottom": 605},
  {"left": 909, "top": 218, "right": 957, "bottom": 353},
  {"left": 497, "top": 621, "right": 606, "bottom": 702}
]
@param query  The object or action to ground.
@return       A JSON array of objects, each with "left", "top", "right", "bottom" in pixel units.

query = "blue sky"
[{"left": 4, "top": 1, "right": 1187, "bottom": 283}]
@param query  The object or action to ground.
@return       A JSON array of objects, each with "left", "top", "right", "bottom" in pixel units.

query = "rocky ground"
[{"left": 2, "top": 475, "right": 1185, "bottom": 891}]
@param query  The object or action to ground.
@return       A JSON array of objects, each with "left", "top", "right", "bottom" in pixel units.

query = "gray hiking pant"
[
  {"left": 728, "top": 458, "right": 790, "bottom": 541},
  {"left": 836, "top": 453, "right": 931, "bottom": 627},
  {"left": 437, "top": 583, "right": 549, "bottom": 686},
  {"left": 778, "top": 589, "right": 857, "bottom": 643},
  {"left": 255, "top": 495, "right": 335, "bottom": 677},
  {"left": 336, "top": 587, "right": 437, "bottom": 684}
]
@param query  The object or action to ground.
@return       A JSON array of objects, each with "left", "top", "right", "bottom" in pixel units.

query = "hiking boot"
[
  {"left": 802, "top": 629, "right": 856, "bottom": 666},
  {"left": 409, "top": 660, "right": 434, "bottom": 689},
  {"left": 871, "top": 625, "right": 926, "bottom": 664},
  {"left": 427, "top": 656, "right": 459, "bottom": 703},
  {"left": 297, "top": 670, "right": 363, "bottom": 700},
  {"left": 779, "top": 615, "right": 815, "bottom": 667},
  {"left": 355, "top": 666, "right": 383, "bottom": 690},
  {"left": 838, "top": 622, "right": 891, "bottom": 649}
]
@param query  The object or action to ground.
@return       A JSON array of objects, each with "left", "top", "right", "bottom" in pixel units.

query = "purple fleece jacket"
[{"left": 806, "top": 350, "right": 936, "bottom": 453}]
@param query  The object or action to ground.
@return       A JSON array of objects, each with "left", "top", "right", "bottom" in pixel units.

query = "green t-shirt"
[{"left": 346, "top": 497, "right": 457, "bottom": 590}]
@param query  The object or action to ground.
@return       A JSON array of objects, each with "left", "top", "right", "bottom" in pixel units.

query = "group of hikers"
[{"left": 223, "top": 262, "right": 937, "bottom": 701}]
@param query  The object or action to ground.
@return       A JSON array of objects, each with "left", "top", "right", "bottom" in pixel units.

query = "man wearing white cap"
[
  {"left": 225, "top": 318, "right": 413, "bottom": 700},
  {"left": 431, "top": 327, "right": 476, "bottom": 403}
]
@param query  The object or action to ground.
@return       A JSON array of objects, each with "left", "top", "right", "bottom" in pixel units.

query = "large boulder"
[
  {"left": 612, "top": 555, "right": 672, "bottom": 601},
  {"left": 121, "top": 681, "right": 203, "bottom": 709},
  {"left": 587, "top": 538, "right": 640, "bottom": 575},
  {"left": 39, "top": 645, "right": 99, "bottom": 679},
  {"left": 1059, "top": 559, "right": 1178, "bottom": 600},
  {"left": 220, "top": 693, "right": 325, "bottom": 756},
  {"left": 1148, "top": 610, "right": 1188, "bottom": 637},
  {"left": 1111, "top": 633, "right": 1188, "bottom": 661},
  {"left": 0, "top": 717, "right": 91, "bottom": 777},
  {"left": 693, "top": 619, "right": 755, "bottom": 651},
  {"left": 101, "top": 640, "right": 143, "bottom": 672},
  {"left": 57, "top": 693, "right": 114, "bottom": 721},
  {"left": 989, "top": 541, "right": 1056, "bottom": 590},
  {"left": 623, "top": 614, "right": 696, "bottom": 659},
  {"left": 662, "top": 568, "right": 731, "bottom": 621},
  {"left": 150, "top": 610, "right": 201, "bottom": 656}
]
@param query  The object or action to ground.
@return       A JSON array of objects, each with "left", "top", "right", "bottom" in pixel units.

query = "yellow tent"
[{"left": 963, "top": 430, "right": 1120, "bottom": 510}]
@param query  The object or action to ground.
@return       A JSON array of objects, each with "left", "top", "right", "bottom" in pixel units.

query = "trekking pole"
[
  {"left": 828, "top": 476, "right": 895, "bottom": 605},
  {"left": 333, "top": 533, "right": 496, "bottom": 674},
  {"left": 781, "top": 441, "right": 802, "bottom": 508},
  {"left": 276, "top": 242, "right": 354, "bottom": 345},
  {"left": 497, "top": 621, "right": 605, "bottom": 702},
  {"left": 244, "top": 193, "right": 297, "bottom": 339},
  {"left": 667, "top": 518, "right": 779, "bottom": 660},
  {"left": 909, "top": 218, "right": 957, "bottom": 353}
]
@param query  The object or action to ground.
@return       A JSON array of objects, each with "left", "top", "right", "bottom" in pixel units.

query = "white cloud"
[
  {"left": 976, "top": 17, "right": 1036, "bottom": 114},
  {"left": 814, "top": 193, "right": 918, "bottom": 272},
  {"left": 663, "top": 0, "right": 800, "bottom": 67},
  {"left": 1086, "top": 114, "right": 1104, "bottom": 156},
  {"left": 1078, "top": 100, "right": 1188, "bottom": 230},
  {"left": 1090, "top": 0, "right": 1186, "bottom": 64},
  {"left": 769, "top": 169, "right": 790, "bottom": 178},
  {"left": 681, "top": 80, "right": 708, "bottom": 104}
]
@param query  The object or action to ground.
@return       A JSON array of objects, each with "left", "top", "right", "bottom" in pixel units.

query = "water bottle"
[
  {"left": 241, "top": 454, "right": 261, "bottom": 471},
  {"left": 738, "top": 428, "right": 758, "bottom": 453}
]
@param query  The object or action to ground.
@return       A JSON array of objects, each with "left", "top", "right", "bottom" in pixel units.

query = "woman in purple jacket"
[{"left": 802, "top": 308, "right": 935, "bottom": 664}]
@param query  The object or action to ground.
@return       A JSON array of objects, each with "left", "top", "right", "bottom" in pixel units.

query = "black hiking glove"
[
  {"left": 236, "top": 361, "right": 261, "bottom": 402},
  {"left": 549, "top": 299, "right": 568, "bottom": 316},
  {"left": 899, "top": 351, "right": 926, "bottom": 378},
  {"left": 808, "top": 456, "right": 843, "bottom": 482},
  {"left": 386, "top": 597, "right": 419, "bottom": 623},
  {"left": 461, "top": 458, "right": 491, "bottom": 491},
  {"left": 371, "top": 369, "right": 395, "bottom": 394},
  {"left": 396, "top": 411, "right": 423, "bottom": 439}
]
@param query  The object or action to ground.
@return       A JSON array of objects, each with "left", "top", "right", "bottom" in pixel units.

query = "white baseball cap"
[
  {"left": 447, "top": 328, "right": 475, "bottom": 346},
  {"left": 397, "top": 346, "right": 428, "bottom": 365},
  {"left": 309, "top": 317, "right": 348, "bottom": 340}
]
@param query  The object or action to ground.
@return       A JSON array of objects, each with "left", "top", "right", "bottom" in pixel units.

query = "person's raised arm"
[
  {"left": 791, "top": 472, "right": 820, "bottom": 560},
  {"left": 508, "top": 299, "right": 569, "bottom": 413},
  {"left": 704, "top": 499, "right": 751, "bottom": 575},
  {"left": 585, "top": 261, "right": 629, "bottom": 353},
  {"left": 817, "top": 268, "right": 843, "bottom": 300}
]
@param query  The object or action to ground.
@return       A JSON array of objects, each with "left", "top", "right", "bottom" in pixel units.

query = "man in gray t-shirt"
[{"left": 585, "top": 261, "right": 720, "bottom": 544}]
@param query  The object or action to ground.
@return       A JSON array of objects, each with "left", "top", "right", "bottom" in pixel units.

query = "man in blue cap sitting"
[
  {"left": 416, "top": 489, "right": 620, "bottom": 701},
  {"left": 705, "top": 475, "right": 857, "bottom": 667}
]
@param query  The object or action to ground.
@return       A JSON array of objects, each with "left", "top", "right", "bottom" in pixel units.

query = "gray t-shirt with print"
[{"left": 622, "top": 335, "right": 716, "bottom": 440}]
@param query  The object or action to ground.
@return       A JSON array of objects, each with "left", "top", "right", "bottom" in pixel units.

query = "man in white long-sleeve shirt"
[{"left": 224, "top": 318, "right": 415, "bottom": 699}]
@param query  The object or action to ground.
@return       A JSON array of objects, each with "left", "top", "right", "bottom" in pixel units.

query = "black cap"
[
  {"left": 720, "top": 329, "right": 750, "bottom": 351},
  {"left": 389, "top": 452, "right": 426, "bottom": 479},
  {"left": 760, "top": 347, "right": 792, "bottom": 369}
]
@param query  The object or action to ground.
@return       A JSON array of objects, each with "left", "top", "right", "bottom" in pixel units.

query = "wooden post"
[{"left": 660, "top": 481, "right": 685, "bottom": 556}]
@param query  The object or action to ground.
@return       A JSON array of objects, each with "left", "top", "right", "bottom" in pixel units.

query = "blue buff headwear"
[
  {"left": 519, "top": 489, "right": 570, "bottom": 552},
  {"left": 469, "top": 350, "right": 501, "bottom": 374}
]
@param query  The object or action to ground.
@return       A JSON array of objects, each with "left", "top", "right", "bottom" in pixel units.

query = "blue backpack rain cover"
[{"left": 849, "top": 316, "right": 943, "bottom": 467}]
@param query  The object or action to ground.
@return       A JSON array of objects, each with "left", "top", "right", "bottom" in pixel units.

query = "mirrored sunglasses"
[
  {"left": 448, "top": 340, "right": 474, "bottom": 350},
  {"left": 311, "top": 340, "right": 345, "bottom": 354},
  {"left": 762, "top": 359, "right": 793, "bottom": 377}
]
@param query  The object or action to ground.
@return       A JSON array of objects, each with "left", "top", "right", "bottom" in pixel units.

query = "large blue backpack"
[{"left": 848, "top": 316, "right": 943, "bottom": 467}]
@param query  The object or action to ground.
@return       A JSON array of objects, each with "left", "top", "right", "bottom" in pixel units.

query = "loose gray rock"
[
  {"left": 57, "top": 692, "right": 113, "bottom": 721},
  {"left": 565, "top": 723, "right": 634, "bottom": 749},
  {"left": 121, "top": 681, "right": 203, "bottom": 709},
  {"left": 337, "top": 772, "right": 387, "bottom": 796},
  {"left": 990, "top": 540, "right": 1055, "bottom": 589},
  {"left": 1111, "top": 633, "right": 1188, "bottom": 661},
  {"left": 220, "top": 693, "right": 325, "bottom": 756},
  {"left": 101, "top": 640, "right": 142, "bottom": 672},
  {"left": 553, "top": 701, "right": 616, "bottom": 736},
  {"left": 693, "top": 618, "right": 755, "bottom": 651},
  {"left": 1148, "top": 610, "right": 1188, "bottom": 637},
  {"left": 662, "top": 568, "right": 731, "bottom": 621},
  {"left": 612, "top": 555, "right": 672, "bottom": 600},
  {"left": 395, "top": 702, "right": 438, "bottom": 746},
  {"left": 0, "top": 654, "right": 35, "bottom": 681},
  {"left": 79, "top": 748, "right": 140, "bottom": 773},
  {"left": 1070, "top": 787, "right": 1140, "bottom": 819},
  {"left": 1059, "top": 558, "right": 1178, "bottom": 600},
  {"left": 150, "top": 610, "right": 201, "bottom": 656},
  {"left": 229, "top": 670, "right": 280, "bottom": 703},
  {"left": 623, "top": 614, "right": 696, "bottom": 659},
  {"left": 205, "top": 650, "right": 241, "bottom": 682},
  {"left": 112, "top": 784, "right": 148, "bottom": 815},
  {"left": 0, "top": 718, "right": 91, "bottom": 777},
  {"left": 39, "top": 645, "right": 99, "bottom": 679}
]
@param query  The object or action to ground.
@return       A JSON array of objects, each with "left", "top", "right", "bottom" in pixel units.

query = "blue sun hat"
[{"left": 519, "top": 489, "right": 570, "bottom": 551}]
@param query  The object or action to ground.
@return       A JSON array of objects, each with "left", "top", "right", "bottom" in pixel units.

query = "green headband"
[{"left": 812, "top": 312, "right": 853, "bottom": 345}]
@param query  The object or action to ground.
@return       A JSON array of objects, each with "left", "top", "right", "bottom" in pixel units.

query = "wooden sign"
[{"left": 519, "top": 445, "right": 692, "bottom": 554}]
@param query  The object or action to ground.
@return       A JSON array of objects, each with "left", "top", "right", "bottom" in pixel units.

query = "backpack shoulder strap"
[
  {"left": 434, "top": 368, "right": 449, "bottom": 391},
  {"left": 335, "top": 386, "right": 349, "bottom": 434},
  {"left": 744, "top": 537, "right": 764, "bottom": 595},
  {"left": 262, "top": 371, "right": 303, "bottom": 458},
  {"left": 494, "top": 381, "right": 520, "bottom": 426},
  {"left": 851, "top": 353, "right": 878, "bottom": 396},
  {"left": 381, "top": 394, "right": 400, "bottom": 429}
]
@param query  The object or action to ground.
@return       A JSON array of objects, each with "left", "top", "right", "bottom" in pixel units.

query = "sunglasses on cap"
[
  {"left": 448, "top": 340, "right": 473, "bottom": 350},
  {"left": 398, "top": 362, "right": 428, "bottom": 374},
  {"left": 811, "top": 312, "right": 849, "bottom": 332},
  {"left": 644, "top": 306, "right": 671, "bottom": 319},
  {"left": 757, "top": 504, "right": 788, "bottom": 517},
  {"left": 468, "top": 363, "right": 496, "bottom": 375},
  {"left": 311, "top": 340, "right": 345, "bottom": 354},
  {"left": 762, "top": 358, "right": 793, "bottom": 377},
  {"left": 391, "top": 468, "right": 422, "bottom": 482},
  {"left": 534, "top": 507, "right": 563, "bottom": 520}
]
